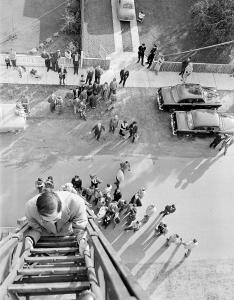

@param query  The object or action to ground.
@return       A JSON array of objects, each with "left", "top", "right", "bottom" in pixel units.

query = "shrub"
[{"left": 61, "top": 0, "right": 81, "bottom": 34}]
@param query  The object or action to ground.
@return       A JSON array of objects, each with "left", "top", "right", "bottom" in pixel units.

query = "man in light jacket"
[{"left": 24, "top": 191, "right": 89, "bottom": 256}]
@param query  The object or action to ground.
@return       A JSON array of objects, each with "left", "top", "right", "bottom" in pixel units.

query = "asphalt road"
[{"left": 0, "top": 85, "right": 234, "bottom": 299}]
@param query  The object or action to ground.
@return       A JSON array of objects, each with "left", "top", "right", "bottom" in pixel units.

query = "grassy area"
[
  {"left": 0, "top": 0, "right": 79, "bottom": 54},
  {"left": 135, "top": 0, "right": 232, "bottom": 64}
]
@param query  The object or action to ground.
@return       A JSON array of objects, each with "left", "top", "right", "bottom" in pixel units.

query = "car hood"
[
  {"left": 161, "top": 87, "right": 175, "bottom": 104},
  {"left": 175, "top": 111, "right": 190, "bottom": 130}
]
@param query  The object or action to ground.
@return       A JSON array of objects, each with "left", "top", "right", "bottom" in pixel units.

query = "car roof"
[
  {"left": 191, "top": 110, "right": 220, "bottom": 127},
  {"left": 175, "top": 84, "right": 203, "bottom": 101}
]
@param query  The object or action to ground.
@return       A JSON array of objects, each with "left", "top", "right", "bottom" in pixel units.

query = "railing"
[{"left": 0, "top": 208, "right": 150, "bottom": 300}]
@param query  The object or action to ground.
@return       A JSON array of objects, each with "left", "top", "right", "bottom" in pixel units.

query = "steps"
[{"left": 8, "top": 236, "right": 91, "bottom": 299}]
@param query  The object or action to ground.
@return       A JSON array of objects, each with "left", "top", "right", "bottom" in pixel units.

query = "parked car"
[
  {"left": 117, "top": 0, "right": 135, "bottom": 21},
  {"left": 0, "top": 104, "right": 26, "bottom": 133},
  {"left": 171, "top": 109, "right": 234, "bottom": 136},
  {"left": 156, "top": 83, "right": 221, "bottom": 111}
]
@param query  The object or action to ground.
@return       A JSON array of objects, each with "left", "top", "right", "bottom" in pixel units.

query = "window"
[
  {"left": 193, "top": 99, "right": 205, "bottom": 104},
  {"left": 178, "top": 99, "right": 193, "bottom": 104}
]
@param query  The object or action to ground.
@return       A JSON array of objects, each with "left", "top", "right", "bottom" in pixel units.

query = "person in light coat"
[{"left": 24, "top": 191, "right": 89, "bottom": 256}]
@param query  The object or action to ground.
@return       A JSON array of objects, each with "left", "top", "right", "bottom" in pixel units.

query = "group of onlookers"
[
  {"left": 137, "top": 43, "right": 165, "bottom": 74},
  {"left": 33, "top": 161, "right": 198, "bottom": 258}
]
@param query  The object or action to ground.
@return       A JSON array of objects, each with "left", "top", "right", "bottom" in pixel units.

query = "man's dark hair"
[{"left": 36, "top": 191, "right": 61, "bottom": 216}]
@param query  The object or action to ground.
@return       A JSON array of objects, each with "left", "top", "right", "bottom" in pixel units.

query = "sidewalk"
[{"left": 0, "top": 54, "right": 233, "bottom": 90}]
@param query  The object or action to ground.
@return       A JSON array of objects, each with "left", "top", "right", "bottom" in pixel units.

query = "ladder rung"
[
  {"left": 25, "top": 256, "right": 83, "bottom": 264},
  {"left": 18, "top": 266, "right": 87, "bottom": 276},
  {"left": 36, "top": 241, "right": 77, "bottom": 248},
  {"left": 32, "top": 262, "right": 82, "bottom": 268},
  {"left": 39, "top": 236, "right": 76, "bottom": 242},
  {"left": 8, "top": 281, "right": 90, "bottom": 295},
  {"left": 31, "top": 247, "right": 78, "bottom": 254},
  {"left": 17, "top": 274, "right": 88, "bottom": 284}
]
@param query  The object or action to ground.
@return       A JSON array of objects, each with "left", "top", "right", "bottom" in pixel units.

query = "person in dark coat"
[
  {"left": 119, "top": 120, "right": 129, "bottom": 138},
  {"left": 160, "top": 204, "right": 176, "bottom": 217},
  {"left": 146, "top": 52, "right": 155, "bottom": 69},
  {"left": 41, "top": 50, "right": 51, "bottom": 72},
  {"left": 119, "top": 69, "right": 129, "bottom": 87},
  {"left": 72, "top": 51, "right": 80, "bottom": 75},
  {"left": 209, "top": 134, "right": 225, "bottom": 149},
  {"left": 58, "top": 67, "right": 67, "bottom": 85},
  {"left": 71, "top": 175, "right": 82, "bottom": 193},
  {"left": 113, "top": 187, "right": 122, "bottom": 202},
  {"left": 5, "top": 56, "right": 11, "bottom": 69},
  {"left": 89, "top": 94, "right": 98, "bottom": 109},
  {"left": 128, "top": 121, "right": 138, "bottom": 143},
  {"left": 92, "top": 122, "right": 105, "bottom": 140},
  {"left": 137, "top": 43, "right": 146, "bottom": 66},
  {"left": 179, "top": 57, "right": 191, "bottom": 76},
  {"left": 150, "top": 44, "right": 157, "bottom": 55},
  {"left": 94, "top": 66, "right": 103, "bottom": 84},
  {"left": 86, "top": 67, "right": 94, "bottom": 85},
  {"left": 73, "top": 87, "right": 80, "bottom": 99}
]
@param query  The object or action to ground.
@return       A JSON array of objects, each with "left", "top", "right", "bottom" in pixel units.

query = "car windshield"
[
  {"left": 185, "top": 84, "right": 202, "bottom": 96},
  {"left": 171, "top": 86, "right": 179, "bottom": 103},
  {"left": 186, "top": 112, "right": 194, "bottom": 129}
]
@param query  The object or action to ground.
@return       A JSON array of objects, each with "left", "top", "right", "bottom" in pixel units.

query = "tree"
[{"left": 190, "top": 0, "right": 234, "bottom": 45}]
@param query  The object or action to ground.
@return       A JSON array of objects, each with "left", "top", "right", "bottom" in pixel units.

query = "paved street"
[{"left": 0, "top": 84, "right": 234, "bottom": 299}]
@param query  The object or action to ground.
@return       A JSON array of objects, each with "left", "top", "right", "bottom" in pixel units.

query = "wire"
[
  {"left": 164, "top": 40, "right": 234, "bottom": 58},
  {"left": 0, "top": 1, "right": 66, "bottom": 45}
]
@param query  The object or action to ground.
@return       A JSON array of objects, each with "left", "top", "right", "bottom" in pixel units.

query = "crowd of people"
[{"left": 33, "top": 160, "right": 198, "bottom": 258}]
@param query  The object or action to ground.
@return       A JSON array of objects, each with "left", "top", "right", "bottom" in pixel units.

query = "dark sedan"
[{"left": 156, "top": 83, "right": 221, "bottom": 111}]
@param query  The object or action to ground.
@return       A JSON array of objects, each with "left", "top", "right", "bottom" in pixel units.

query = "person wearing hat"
[
  {"left": 109, "top": 77, "right": 118, "bottom": 99},
  {"left": 35, "top": 178, "right": 44, "bottom": 193},
  {"left": 182, "top": 239, "right": 198, "bottom": 257},
  {"left": 72, "top": 50, "right": 80, "bottom": 75},
  {"left": 109, "top": 115, "right": 119, "bottom": 134},
  {"left": 91, "top": 122, "right": 105, "bottom": 141},
  {"left": 24, "top": 191, "right": 89, "bottom": 256}
]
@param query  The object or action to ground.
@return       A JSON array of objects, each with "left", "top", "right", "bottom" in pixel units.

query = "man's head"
[
  {"left": 188, "top": 56, "right": 191, "bottom": 61},
  {"left": 142, "top": 43, "right": 145, "bottom": 46},
  {"left": 36, "top": 191, "right": 62, "bottom": 222},
  {"left": 193, "top": 239, "right": 197, "bottom": 243}
]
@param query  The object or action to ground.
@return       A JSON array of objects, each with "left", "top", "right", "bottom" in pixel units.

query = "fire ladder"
[{"left": 0, "top": 208, "right": 150, "bottom": 300}]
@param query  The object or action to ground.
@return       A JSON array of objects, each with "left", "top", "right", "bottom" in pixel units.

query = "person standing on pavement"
[
  {"left": 86, "top": 67, "right": 94, "bottom": 85},
  {"left": 209, "top": 134, "right": 225, "bottom": 149},
  {"left": 58, "top": 66, "right": 67, "bottom": 85},
  {"left": 179, "top": 56, "right": 191, "bottom": 77},
  {"left": 102, "top": 82, "right": 109, "bottom": 101},
  {"left": 218, "top": 134, "right": 234, "bottom": 155},
  {"left": 92, "top": 122, "right": 105, "bottom": 141},
  {"left": 160, "top": 204, "right": 176, "bottom": 218},
  {"left": 181, "top": 61, "right": 193, "bottom": 83},
  {"left": 128, "top": 121, "right": 138, "bottom": 143},
  {"left": 95, "top": 66, "right": 103, "bottom": 84},
  {"left": 182, "top": 239, "right": 198, "bottom": 258},
  {"left": 72, "top": 50, "right": 80, "bottom": 75},
  {"left": 119, "top": 69, "right": 129, "bottom": 87},
  {"left": 109, "top": 78, "right": 118, "bottom": 98},
  {"left": 146, "top": 52, "right": 155, "bottom": 69},
  {"left": 9, "top": 48, "right": 17, "bottom": 68},
  {"left": 152, "top": 54, "right": 164, "bottom": 75},
  {"left": 165, "top": 234, "right": 182, "bottom": 247},
  {"left": 41, "top": 49, "right": 51, "bottom": 72},
  {"left": 137, "top": 43, "right": 146, "bottom": 66},
  {"left": 109, "top": 115, "right": 119, "bottom": 134},
  {"left": 119, "top": 120, "right": 129, "bottom": 138},
  {"left": 5, "top": 55, "right": 11, "bottom": 69},
  {"left": 154, "top": 222, "right": 168, "bottom": 237}
]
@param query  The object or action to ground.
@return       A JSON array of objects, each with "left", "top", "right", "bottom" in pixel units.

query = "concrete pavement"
[{"left": 0, "top": 57, "right": 234, "bottom": 90}]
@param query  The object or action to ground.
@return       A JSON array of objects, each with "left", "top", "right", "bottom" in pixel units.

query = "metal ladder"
[{"left": 7, "top": 235, "right": 91, "bottom": 299}]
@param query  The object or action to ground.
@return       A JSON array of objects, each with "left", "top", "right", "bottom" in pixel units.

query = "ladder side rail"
[
  {"left": 87, "top": 208, "right": 150, "bottom": 300},
  {"left": 87, "top": 224, "right": 133, "bottom": 300}
]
